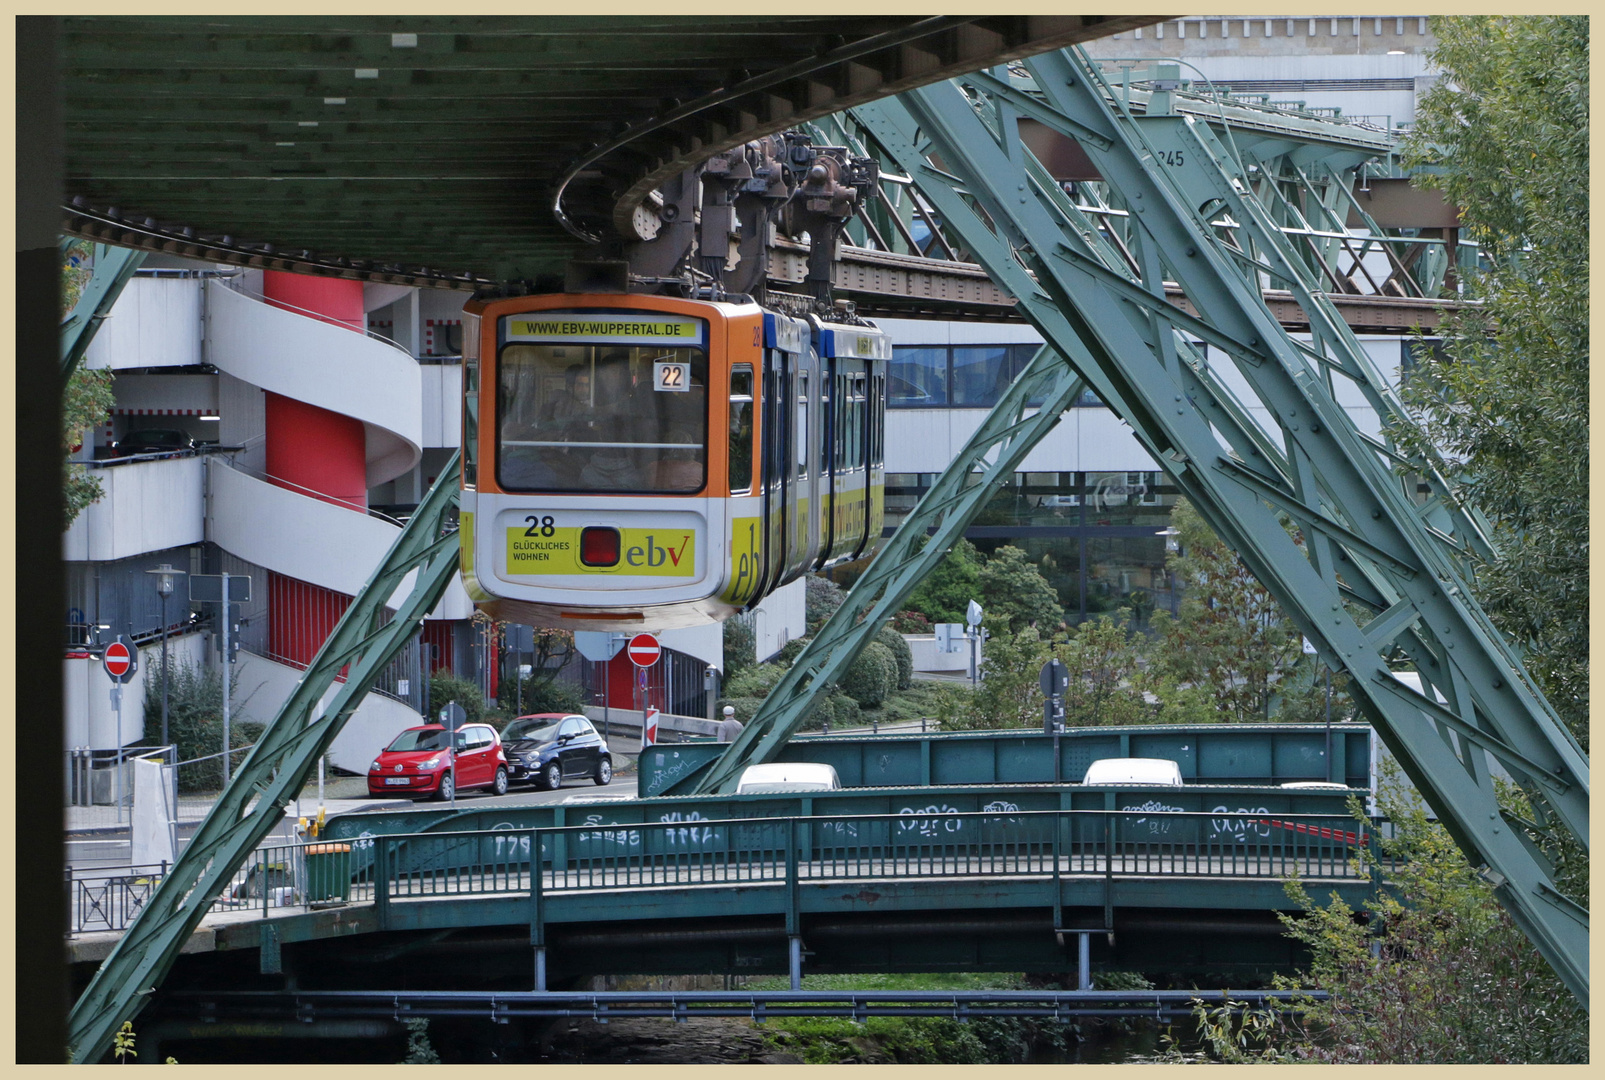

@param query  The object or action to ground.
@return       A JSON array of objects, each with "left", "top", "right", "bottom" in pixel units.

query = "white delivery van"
[
  {"left": 735, "top": 762, "right": 842, "bottom": 794},
  {"left": 1081, "top": 757, "right": 1184, "bottom": 786}
]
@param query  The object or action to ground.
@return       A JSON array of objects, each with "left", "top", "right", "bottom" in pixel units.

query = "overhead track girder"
[
  {"left": 67, "top": 453, "right": 466, "bottom": 1064},
  {"left": 843, "top": 49, "right": 1584, "bottom": 1003}
]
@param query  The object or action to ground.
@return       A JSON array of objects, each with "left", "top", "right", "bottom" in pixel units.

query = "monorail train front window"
[{"left": 495, "top": 313, "right": 709, "bottom": 493}]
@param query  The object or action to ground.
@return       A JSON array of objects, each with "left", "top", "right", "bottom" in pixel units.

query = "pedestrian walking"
[{"left": 718, "top": 705, "right": 745, "bottom": 742}]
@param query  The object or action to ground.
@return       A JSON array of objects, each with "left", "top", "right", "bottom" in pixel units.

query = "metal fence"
[
  {"left": 66, "top": 838, "right": 354, "bottom": 936},
  {"left": 359, "top": 808, "right": 1392, "bottom": 911},
  {"left": 67, "top": 809, "right": 1394, "bottom": 937}
]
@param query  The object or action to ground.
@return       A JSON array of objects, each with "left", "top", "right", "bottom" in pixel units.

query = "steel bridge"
[{"left": 32, "top": 16, "right": 1586, "bottom": 1063}]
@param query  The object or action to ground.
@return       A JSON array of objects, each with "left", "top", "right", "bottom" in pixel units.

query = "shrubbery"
[
  {"left": 840, "top": 641, "right": 896, "bottom": 708},
  {"left": 138, "top": 660, "right": 261, "bottom": 791},
  {"left": 428, "top": 671, "right": 485, "bottom": 724},
  {"left": 510, "top": 673, "right": 588, "bottom": 717},
  {"left": 875, "top": 626, "right": 914, "bottom": 690}
]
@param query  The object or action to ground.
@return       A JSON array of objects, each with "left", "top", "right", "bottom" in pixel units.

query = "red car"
[{"left": 366, "top": 723, "right": 509, "bottom": 801}]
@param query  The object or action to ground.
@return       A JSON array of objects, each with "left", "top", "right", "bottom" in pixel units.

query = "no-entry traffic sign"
[
  {"left": 103, "top": 637, "right": 137, "bottom": 683},
  {"left": 626, "top": 632, "right": 661, "bottom": 668}
]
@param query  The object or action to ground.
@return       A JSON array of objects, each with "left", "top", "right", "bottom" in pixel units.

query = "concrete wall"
[
  {"left": 83, "top": 276, "right": 203, "bottom": 371},
  {"left": 752, "top": 577, "right": 806, "bottom": 663},
  {"left": 227, "top": 649, "right": 425, "bottom": 774},
  {"left": 904, "top": 633, "right": 974, "bottom": 675},
  {"left": 205, "top": 280, "right": 422, "bottom": 487},
  {"left": 419, "top": 363, "right": 463, "bottom": 449},
  {"left": 64, "top": 631, "right": 208, "bottom": 749},
  {"left": 206, "top": 459, "right": 473, "bottom": 620},
  {"left": 62, "top": 456, "right": 205, "bottom": 563}
]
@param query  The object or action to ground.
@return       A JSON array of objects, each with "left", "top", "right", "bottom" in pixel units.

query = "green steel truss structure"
[
  {"left": 60, "top": 241, "right": 147, "bottom": 379},
  {"left": 693, "top": 355, "right": 1087, "bottom": 796},
  {"left": 67, "top": 44, "right": 1587, "bottom": 1058},
  {"left": 698, "top": 49, "right": 1587, "bottom": 1004},
  {"left": 68, "top": 454, "right": 465, "bottom": 1063}
]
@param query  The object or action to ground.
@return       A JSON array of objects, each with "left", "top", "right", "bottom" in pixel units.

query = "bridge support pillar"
[
  {"left": 788, "top": 936, "right": 802, "bottom": 991},
  {"left": 1077, "top": 933, "right": 1090, "bottom": 992},
  {"left": 534, "top": 947, "right": 547, "bottom": 993}
]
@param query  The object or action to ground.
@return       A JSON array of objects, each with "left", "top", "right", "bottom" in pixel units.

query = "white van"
[
  {"left": 735, "top": 762, "right": 842, "bottom": 794},
  {"left": 1081, "top": 757, "right": 1184, "bottom": 786}
]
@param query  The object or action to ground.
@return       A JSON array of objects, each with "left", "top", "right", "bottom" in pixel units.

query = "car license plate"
[{"left": 384, "top": 777, "right": 410, "bottom": 786}]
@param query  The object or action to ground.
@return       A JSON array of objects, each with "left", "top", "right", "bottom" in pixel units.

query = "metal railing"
[
  {"left": 66, "top": 808, "right": 1392, "bottom": 937},
  {"left": 67, "top": 838, "right": 347, "bottom": 935},
  {"left": 214, "top": 274, "right": 414, "bottom": 359},
  {"left": 361, "top": 808, "right": 1392, "bottom": 908}
]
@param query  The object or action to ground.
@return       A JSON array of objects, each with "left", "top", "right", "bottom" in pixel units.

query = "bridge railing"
[
  {"left": 354, "top": 809, "right": 1394, "bottom": 913},
  {"left": 69, "top": 810, "right": 1393, "bottom": 936}
]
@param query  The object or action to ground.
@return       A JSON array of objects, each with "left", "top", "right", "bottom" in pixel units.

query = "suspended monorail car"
[{"left": 458, "top": 292, "right": 889, "bottom": 630}]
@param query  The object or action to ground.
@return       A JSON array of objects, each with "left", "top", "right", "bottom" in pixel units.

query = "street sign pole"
[
  {"left": 112, "top": 683, "right": 124, "bottom": 825},
  {"left": 627, "top": 633, "right": 661, "bottom": 738},
  {"left": 101, "top": 637, "right": 138, "bottom": 824}
]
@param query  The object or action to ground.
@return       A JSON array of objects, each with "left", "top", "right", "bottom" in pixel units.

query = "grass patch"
[{"left": 742, "top": 973, "right": 1035, "bottom": 1064}]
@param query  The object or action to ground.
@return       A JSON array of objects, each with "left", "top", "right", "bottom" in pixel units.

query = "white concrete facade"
[
  {"left": 65, "top": 268, "right": 479, "bottom": 754},
  {"left": 63, "top": 456, "right": 205, "bottom": 563},
  {"left": 878, "top": 316, "right": 1405, "bottom": 478}
]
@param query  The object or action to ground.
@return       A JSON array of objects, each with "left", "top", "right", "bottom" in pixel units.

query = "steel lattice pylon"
[
  {"left": 837, "top": 50, "right": 1585, "bottom": 1001},
  {"left": 68, "top": 454, "right": 465, "bottom": 1063}
]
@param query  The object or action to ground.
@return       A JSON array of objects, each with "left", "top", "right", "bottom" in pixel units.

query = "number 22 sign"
[{"left": 653, "top": 360, "right": 691, "bottom": 392}]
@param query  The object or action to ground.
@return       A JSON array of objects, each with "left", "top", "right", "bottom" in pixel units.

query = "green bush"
[
  {"left": 876, "top": 626, "right": 914, "bottom": 690},
  {"left": 800, "top": 692, "right": 835, "bottom": 732},
  {"left": 891, "top": 609, "right": 932, "bottom": 634},
  {"left": 841, "top": 642, "right": 896, "bottom": 708},
  {"left": 774, "top": 635, "right": 808, "bottom": 666},
  {"left": 724, "top": 662, "right": 785, "bottom": 700},
  {"left": 827, "top": 693, "right": 861, "bottom": 729},
  {"left": 723, "top": 617, "right": 756, "bottom": 681},
  {"left": 428, "top": 672, "right": 484, "bottom": 725},
  {"left": 138, "top": 660, "right": 259, "bottom": 791},
  {"left": 715, "top": 695, "right": 767, "bottom": 723},
  {"left": 805, "top": 575, "right": 846, "bottom": 632},
  {"left": 512, "top": 673, "right": 588, "bottom": 717}
]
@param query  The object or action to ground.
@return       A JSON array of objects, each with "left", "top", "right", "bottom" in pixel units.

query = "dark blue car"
[{"left": 500, "top": 713, "right": 612, "bottom": 790}]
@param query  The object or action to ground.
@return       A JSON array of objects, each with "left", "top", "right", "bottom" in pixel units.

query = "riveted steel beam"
[
  {"left": 687, "top": 353, "right": 1087, "bottom": 797},
  {"left": 67, "top": 454, "right": 465, "bottom": 1063},
  {"left": 848, "top": 49, "right": 1585, "bottom": 1004}
]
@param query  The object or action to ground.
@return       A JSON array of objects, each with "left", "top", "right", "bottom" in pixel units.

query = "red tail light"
[{"left": 580, "top": 527, "right": 621, "bottom": 567}]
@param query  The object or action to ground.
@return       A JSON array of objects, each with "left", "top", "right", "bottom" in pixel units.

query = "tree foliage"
[
  {"left": 904, "top": 537, "right": 983, "bottom": 624},
  {"left": 875, "top": 625, "right": 914, "bottom": 690},
  {"left": 1396, "top": 16, "right": 1589, "bottom": 747},
  {"left": 1058, "top": 617, "right": 1148, "bottom": 727},
  {"left": 428, "top": 671, "right": 485, "bottom": 725},
  {"left": 138, "top": 660, "right": 260, "bottom": 790},
  {"left": 840, "top": 641, "right": 897, "bottom": 708},
  {"left": 975, "top": 545, "right": 1064, "bottom": 633},
  {"left": 942, "top": 618, "right": 1149, "bottom": 732},
  {"left": 1148, "top": 499, "right": 1312, "bottom": 722},
  {"left": 60, "top": 240, "right": 115, "bottom": 528},
  {"left": 804, "top": 574, "right": 845, "bottom": 633}
]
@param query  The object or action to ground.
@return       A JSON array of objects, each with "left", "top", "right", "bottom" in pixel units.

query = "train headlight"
[{"left": 580, "top": 527, "right": 621, "bottom": 567}]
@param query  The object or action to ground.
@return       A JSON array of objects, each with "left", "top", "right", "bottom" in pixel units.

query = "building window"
[{"left": 889, "top": 346, "right": 948, "bottom": 407}]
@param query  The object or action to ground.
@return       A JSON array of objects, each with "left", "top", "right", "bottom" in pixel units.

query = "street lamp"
[
  {"left": 1156, "top": 527, "right": 1180, "bottom": 614},
  {"left": 145, "top": 563, "right": 186, "bottom": 751}
]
